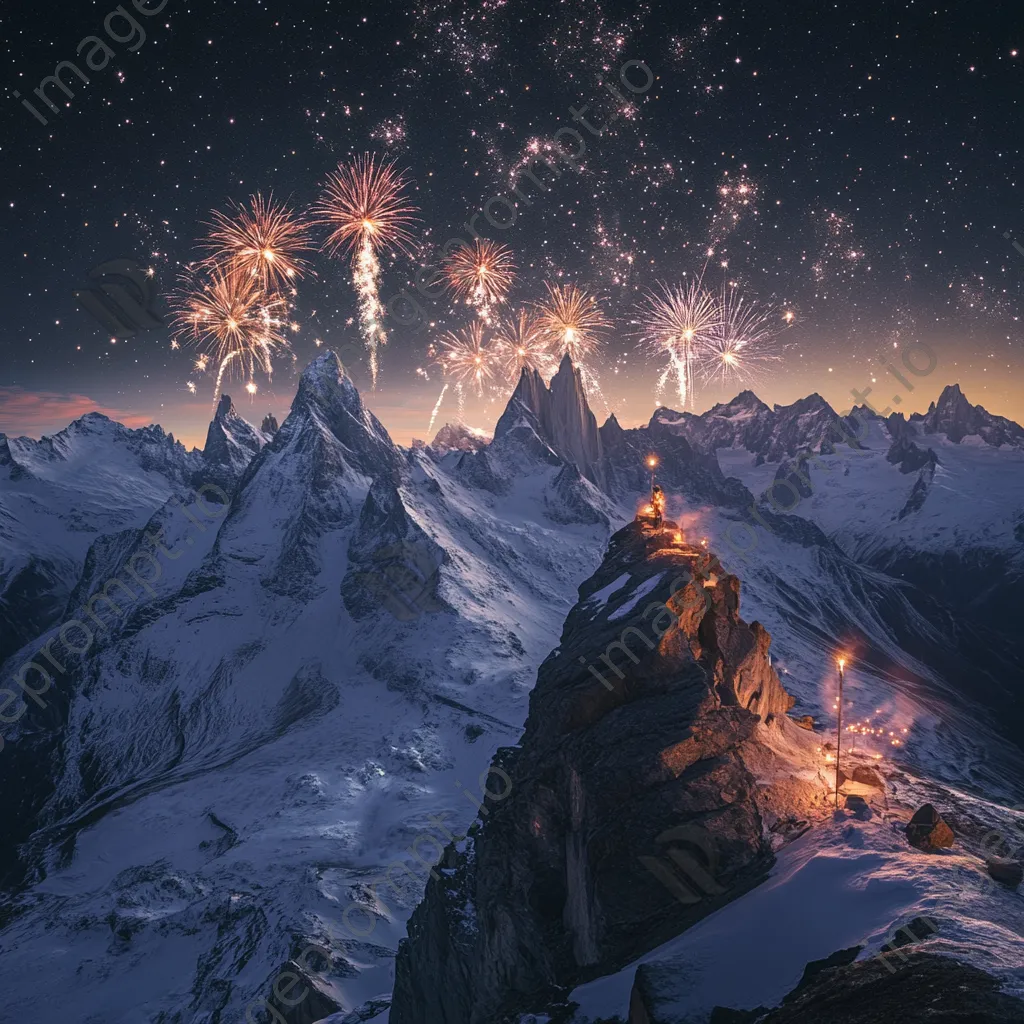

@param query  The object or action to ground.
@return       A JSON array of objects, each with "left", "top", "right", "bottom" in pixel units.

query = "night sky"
[{"left": 2, "top": 0, "right": 1022, "bottom": 448}]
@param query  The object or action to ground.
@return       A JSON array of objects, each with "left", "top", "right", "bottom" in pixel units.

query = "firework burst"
[
  {"left": 534, "top": 282, "right": 610, "bottom": 404},
  {"left": 635, "top": 280, "right": 721, "bottom": 408},
  {"left": 171, "top": 266, "right": 290, "bottom": 409},
  {"left": 312, "top": 153, "right": 418, "bottom": 386},
  {"left": 701, "top": 285, "right": 783, "bottom": 390},
  {"left": 494, "top": 309, "right": 554, "bottom": 382},
  {"left": 443, "top": 239, "right": 516, "bottom": 322},
  {"left": 534, "top": 283, "right": 608, "bottom": 363},
  {"left": 204, "top": 192, "right": 314, "bottom": 291},
  {"left": 436, "top": 321, "right": 495, "bottom": 397}
]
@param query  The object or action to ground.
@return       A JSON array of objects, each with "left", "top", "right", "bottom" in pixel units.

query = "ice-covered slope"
[{"left": 0, "top": 414, "right": 204, "bottom": 668}]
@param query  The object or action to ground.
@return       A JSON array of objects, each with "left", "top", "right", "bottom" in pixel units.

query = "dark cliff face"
[{"left": 391, "top": 521, "right": 804, "bottom": 1024}]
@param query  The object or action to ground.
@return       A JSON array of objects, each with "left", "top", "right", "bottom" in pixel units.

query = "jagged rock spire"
[{"left": 494, "top": 355, "right": 605, "bottom": 487}]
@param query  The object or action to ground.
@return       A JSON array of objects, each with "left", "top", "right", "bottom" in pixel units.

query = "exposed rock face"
[
  {"left": 202, "top": 394, "right": 270, "bottom": 489},
  {"left": 905, "top": 803, "right": 955, "bottom": 850},
  {"left": 390, "top": 521, "right": 803, "bottom": 1024},
  {"left": 600, "top": 412, "right": 752, "bottom": 510},
  {"left": 261, "top": 412, "right": 280, "bottom": 436},
  {"left": 702, "top": 952, "right": 1024, "bottom": 1024},
  {"left": 494, "top": 355, "right": 605, "bottom": 487},
  {"left": 885, "top": 414, "right": 938, "bottom": 475},
  {"left": 913, "top": 383, "right": 1024, "bottom": 447},
  {"left": 341, "top": 477, "right": 448, "bottom": 621},
  {"left": 896, "top": 454, "right": 937, "bottom": 519},
  {"left": 430, "top": 421, "right": 491, "bottom": 452}
]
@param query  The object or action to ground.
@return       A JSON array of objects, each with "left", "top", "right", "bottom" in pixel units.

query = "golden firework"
[
  {"left": 204, "top": 192, "right": 315, "bottom": 290},
  {"left": 171, "top": 266, "right": 290, "bottom": 407},
  {"left": 443, "top": 239, "right": 516, "bottom": 317},
  {"left": 533, "top": 282, "right": 608, "bottom": 364},
  {"left": 437, "top": 321, "right": 494, "bottom": 396},
  {"left": 636, "top": 280, "right": 721, "bottom": 408},
  {"left": 494, "top": 309, "right": 554, "bottom": 382},
  {"left": 701, "top": 285, "right": 783, "bottom": 390},
  {"left": 313, "top": 153, "right": 417, "bottom": 258},
  {"left": 312, "top": 153, "right": 418, "bottom": 386}
]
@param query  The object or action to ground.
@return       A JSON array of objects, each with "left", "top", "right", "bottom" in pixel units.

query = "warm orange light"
[
  {"left": 647, "top": 456, "right": 658, "bottom": 468},
  {"left": 837, "top": 656, "right": 846, "bottom": 670}
]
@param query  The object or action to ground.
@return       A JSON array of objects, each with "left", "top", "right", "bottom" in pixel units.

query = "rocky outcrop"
[
  {"left": 601, "top": 413, "right": 752, "bottom": 510},
  {"left": 342, "top": 477, "right": 448, "bottom": 621},
  {"left": 494, "top": 356, "right": 605, "bottom": 487},
  {"left": 896, "top": 454, "right": 937, "bottom": 519},
  {"left": 913, "top": 383, "right": 1024, "bottom": 447},
  {"left": 986, "top": 856, "right": 1022, "bottom": 887},
  {"left": 261, "top": 413, "right": 280, "bottom": 436},
  {"left": 390, "top": 521, "right": 808, "bottom": 1024},
  {"left": 703, "top": 952, "right": 1024, "bottom": 1024}
]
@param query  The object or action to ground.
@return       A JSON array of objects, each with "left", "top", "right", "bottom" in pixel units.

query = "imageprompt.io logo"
[
  {"left": 74, "top": 259, "right": 163, "bottom": 338},
  {"left": 639, "top": 823, "right": 727, "bottom": 906}
]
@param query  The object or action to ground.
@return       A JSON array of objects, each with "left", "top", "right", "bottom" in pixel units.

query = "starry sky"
[{"left": 2, "top": 0, "right": 1022, "bottom": 448}]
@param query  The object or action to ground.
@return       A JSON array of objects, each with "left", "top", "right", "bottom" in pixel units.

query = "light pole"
[
  {"left": 647, "top": 455, "right": 658, "bottom": 496},
  {"left": 835, "top": 656, "right": 845, "bottom": 808}
]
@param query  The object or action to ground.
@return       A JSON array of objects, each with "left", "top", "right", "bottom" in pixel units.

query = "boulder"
[
  {"left": 794, "top": 715, "right": 815, "bottom": 730},
  {"left": 850, "top": 765, "right": 885, "bottom": 790},
  {"left": 905, "top": 803, "right": 954, "bottom": 850},
  {"left": 264, "top": 959, "right": 341, "bottom": 1024},
  {"left": 986, "top": 856, "right": 1023, "bottom": 887}
]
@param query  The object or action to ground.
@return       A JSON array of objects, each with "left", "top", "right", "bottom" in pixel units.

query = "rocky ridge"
[{"left": 390, "top": 519, "right": 823, "bottom": 1024}]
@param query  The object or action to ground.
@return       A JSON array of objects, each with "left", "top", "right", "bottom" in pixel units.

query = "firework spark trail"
[
  {"left": 444, "top": 239, "right": 516, "bottom": 323},
  {"left": 635, "top": 280, "right": 721, "bottom": 408},
  {"left": 204, "top": 192, "right": 314, "bottom": 291},
  {"left": 213, "top": 352, "right": 239, "bottom": 411},
  {"left": 354, "top": 237, "right": 387, "bottom": 384},
  {"left": 427, "top": 382, "right": 449, "bottom": 437},
  {"left": 312, "top": 153, "right": 418, "bottom": 388}
]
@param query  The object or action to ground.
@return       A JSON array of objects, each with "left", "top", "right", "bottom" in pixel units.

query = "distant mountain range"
[{"left": 1, "top": 355, "right": 1022, "bottom": 1023}]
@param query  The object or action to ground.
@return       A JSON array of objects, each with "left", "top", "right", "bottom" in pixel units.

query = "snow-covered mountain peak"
[
  {"left": 913, "top": 383, "right": 1024, "bottom": 447},
  {"left": 201, "top": 393, "right": 269, "bottom": 487},
  {"left": 275, "top": 349, "right": 400, "bottom": 477},
  {"left": 429, "top": 421, "right": 491, "bottom": 452}
]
